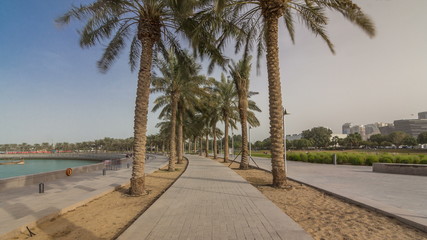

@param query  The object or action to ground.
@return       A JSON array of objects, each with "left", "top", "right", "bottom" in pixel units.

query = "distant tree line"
[
  {"left": 246, "top": 127, "right": 427, "bottom": 151},
  {"left": 0, "top": 137, "right": 134, "bottom": 153}
]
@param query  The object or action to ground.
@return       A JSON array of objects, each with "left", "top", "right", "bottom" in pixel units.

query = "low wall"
[
  {"left": 373, "top": 163, "right": 427, "bottom": 176},
  {"left": 0, "top": 154, "right": 129, "bottom": 191}
]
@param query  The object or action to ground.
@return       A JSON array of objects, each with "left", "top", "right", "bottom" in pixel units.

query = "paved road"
[
  {"left": 0, "top": 155, "right": 168, "bottom": 236},
  {"left": 119, "top": 155, "right": 312, "bottom": 240},
  {"left": 232, "top": 155, "right": 427, "bottom": 232}
]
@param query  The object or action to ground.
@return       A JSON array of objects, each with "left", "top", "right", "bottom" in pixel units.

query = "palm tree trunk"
[
  {"left": 224, "top": 115, "right": 229, "bottom": 162},
  {"left": 177, "top": 108, "right": 183, "bottom": 164},
  {"left": 212, "top": 123, "right": 217, "bottom": 159},
  {"left": 193, "top": 136, "right": 197, "bottom": 153},
  {"left": 199, "top": 136, "right": 203, "bottom": 156},
  {"left": 130, "top": 38, "right": 155, "bottom": 196},
  {"left": 205, "top": 133, "right": 209, "bottom": 157},
  {"left": 239, "top": 95, "right": 249, "bottom": 170},
  {"left": 169, "top": 94, "right": 178, "bottom": 171},
  {"left": 265, "top": 15, "right": 286, "bottom": 187}
]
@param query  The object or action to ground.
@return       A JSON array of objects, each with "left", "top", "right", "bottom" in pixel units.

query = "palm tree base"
[
  {"left": 130, "top": 176, "right": 146, "bottom": 196},
  {"left": 239, "top": 165, "right": 249, "bottom": 170}
]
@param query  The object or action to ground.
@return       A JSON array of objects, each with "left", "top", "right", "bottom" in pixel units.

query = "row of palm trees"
[
  {"left": 150, "top": 51, "right": 261, "bottom": 171},
  {"left": 58, "top": 0, "right": 375, "bottom": 195}
]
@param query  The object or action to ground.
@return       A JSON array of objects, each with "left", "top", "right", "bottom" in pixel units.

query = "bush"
[
  {"left": 365, "top": 155, "right": 379, "bottom": 166},
  {"left": 288, "top": 152, "right": 301, "bottom": 161},
  {"left": 348, "top": 153, "right": 365, "bottom": 165},
  {"left": 320, "top": 153, "right": 333, "bottom": 164},
  {"left": 379, "top": 154, "right": 393, "bottom": 163},
  {"left": 307, "top": 153, "right": 317, "bottom": 163},
  {"left": 300, "top": 153, "right": 308, "bottom": 162},
  {"left": 337, "top": 153, "right": 349, "bottom": 164}
]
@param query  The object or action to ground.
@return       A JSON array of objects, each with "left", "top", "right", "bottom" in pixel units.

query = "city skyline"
[{"left": 1, "top": 0, "right": 426, "bottom": 144}]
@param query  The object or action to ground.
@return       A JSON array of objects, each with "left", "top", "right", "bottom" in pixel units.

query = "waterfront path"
[
  {"left": 0, "top": 155, "right": 168, "bottom": 236},
  {"left": 233, "top": 155, "right": 427, "bottom": 232},
  {"left": 118, "top": 155, "right": 312, "bottom": 240}
]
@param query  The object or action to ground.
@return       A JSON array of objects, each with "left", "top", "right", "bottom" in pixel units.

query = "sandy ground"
[
  {"left": 1, "top": 160, "right": 187, "bottom": 240},
  {"left": 222, "top": 159, "right": 427, "bottom": 240}
]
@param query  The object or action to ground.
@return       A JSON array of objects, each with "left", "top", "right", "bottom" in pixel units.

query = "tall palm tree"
[
  {"left": 152, "top": 51, "right": 206, "bottom": 168},
  {"left": 57, "top": 0, "right": 212, "bottom": 195},
  {"left": 229, "top": 56, "right": 261, "bottom": 169},
  {"left": 212, "top": 74, "right": 239, "bottom": 162},
  {"left": 201, "top": 0, "right": 375, "bottom": 187}
]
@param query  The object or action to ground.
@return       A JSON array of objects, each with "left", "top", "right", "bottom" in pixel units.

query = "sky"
[{"left": 0, "top": 0, "right": 426, "bottom": 144}]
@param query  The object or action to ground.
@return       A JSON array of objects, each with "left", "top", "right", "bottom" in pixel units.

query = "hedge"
[{"left": 287, "top": 152, "right": 427, "bottom": 166}]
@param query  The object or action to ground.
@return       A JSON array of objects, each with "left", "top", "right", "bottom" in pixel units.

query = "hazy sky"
[{"left": 0, "top": 0, "right": 426, "bottom": 144}]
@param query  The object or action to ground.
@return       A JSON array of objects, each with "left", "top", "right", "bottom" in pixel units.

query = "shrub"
[
  {"left": 365, "top": 155, "right": 379, "bottom": 166},
  {"left": 307, "top": 153, "right": 317, "bottom": 163},
  {"left": 289, "top": 153, "right": 301, "bottom": 161},
  {"left": 379, "top": 154, "right": 393, "bottom": 163},
  {"left": 337, "top": 153, "right": 349, "bottom": 164},
  {"left": 348, "top": 153, "right": 364, "bottom": 165},
  {"left": 321, "top": 153, "right": 333, "bottom": 164},
  {"left": 300, "top": 153, "right": 308, "bottom": 162}
]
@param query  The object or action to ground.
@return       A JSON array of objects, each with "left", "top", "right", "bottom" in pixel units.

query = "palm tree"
[
  {"left": 229, "top": 57, "right": 261, "bottom": 169},
  {"left": 211, "top": 74, "right": 239, "bottom": 162},
  {"left": 201, "top": 0, "right": 375, "bottom": 187},
  {"left": 152, "top": 51, "right": 206, "bottom": 168},
  {"left": 57, "top": 0, "right": 210, "bottom": 195}
]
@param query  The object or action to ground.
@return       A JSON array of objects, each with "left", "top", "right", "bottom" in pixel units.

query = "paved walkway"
[
  {"left": 235, "top": 155, "right": 427, "bottom": 232},
  {"left": 0, "top": 155, "right": 168, "bottom": 236},
  {"left": 118, "top": 155, "right": 312, "bottom": 240}
]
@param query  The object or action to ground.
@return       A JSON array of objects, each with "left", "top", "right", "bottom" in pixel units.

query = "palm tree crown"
[{"left": 57, "top": 0, "right": 211, "bottom": 195}]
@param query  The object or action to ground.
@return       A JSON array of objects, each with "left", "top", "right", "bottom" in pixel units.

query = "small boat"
[{"left": 0, "top": 160, "right": 25, "bottom": 165}]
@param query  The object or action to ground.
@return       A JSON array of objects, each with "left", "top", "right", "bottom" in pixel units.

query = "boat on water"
[{"left": 0, "top": 160, "right": 25, "bottom": 165}]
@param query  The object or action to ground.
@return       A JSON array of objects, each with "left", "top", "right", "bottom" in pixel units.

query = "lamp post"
[
  {"left": 283, "top": 108, "right": 290, "bottom": 174},
  {"left": 249, "top": 126, "right": 252, "bottom": 159}
]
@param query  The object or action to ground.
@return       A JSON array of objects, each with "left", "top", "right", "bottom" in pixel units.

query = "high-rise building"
[
  {"left": 342, "top": 123, "right": 352, "bottom": 135},
  {"left": 394, "top": 112, "right": 427, "bottom": 137},
  {"left": 419, "top": 112, "right": 427, "bottom": 120},
  {"left": 350, "top": 125, "right": 367, "bottom": 140}
]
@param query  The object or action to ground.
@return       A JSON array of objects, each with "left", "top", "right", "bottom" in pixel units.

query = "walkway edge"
[{"left": 112, "top": 156, "right": 189, "bottom": 239}]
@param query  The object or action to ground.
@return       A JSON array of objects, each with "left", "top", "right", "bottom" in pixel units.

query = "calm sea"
[{"left": 0, "top": 159, "right": 100, "bottom": 179}]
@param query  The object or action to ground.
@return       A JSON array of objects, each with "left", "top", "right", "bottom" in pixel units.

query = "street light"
[
  {"left": 283, "top": 108, "right": 290, "bottom": 174},
  {"left": 249, "top": 125, "right": 252, "bottom": 159}
]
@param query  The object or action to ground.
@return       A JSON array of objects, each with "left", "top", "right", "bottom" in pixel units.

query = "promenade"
[
  {"left": 244, "top": 155, "right": 427, "bottom": 232},
  {"left": 118, "top": 155, "right": 312, "bottom": 240},
  {"left": 0, "top": 155, "right": 168, "bottom": 236}
]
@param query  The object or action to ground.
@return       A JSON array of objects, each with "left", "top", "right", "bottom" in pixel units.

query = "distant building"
[
  {"left": 379, "top": 125, "right": 395, "bottom": 135},
  {"left": 350, "top": 125, "right": 367, "bottom": 140},
  {"left": 419, "top": 112, "right": 427, "bottom": 120},
  {"left": 365, "top": 124, "right": 380, "bottom": 136},
  {"left": 394, "top": 112, "right": 427, "bottom": 137},
  {"left": 331, "top": 134, "right": 347, "bottom": 139},
  {"left": 286, "top": 134, "right": 302, "bottom": 141},
  {"left": 342, "top": 123, "right": 352, "bottom": 135}
]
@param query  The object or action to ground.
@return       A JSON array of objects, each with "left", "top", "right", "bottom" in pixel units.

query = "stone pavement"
[
  {"left": 0, "top": 154, "right": 168, "bottom": 236},
  {"left": 236, "top": 155, "right": 427, "bottom": 232},
  {"left": 118, "top": 155, "right": 312, "bottom": 240}
]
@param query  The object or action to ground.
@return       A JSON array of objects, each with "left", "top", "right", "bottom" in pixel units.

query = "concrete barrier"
[{"left": 373, "top": 163, "right": 427, "bottom": 176}]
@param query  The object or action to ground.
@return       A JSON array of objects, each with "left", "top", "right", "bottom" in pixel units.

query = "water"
[{"left": 0, "top": 159, "right": 101, "bottom": 179}]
